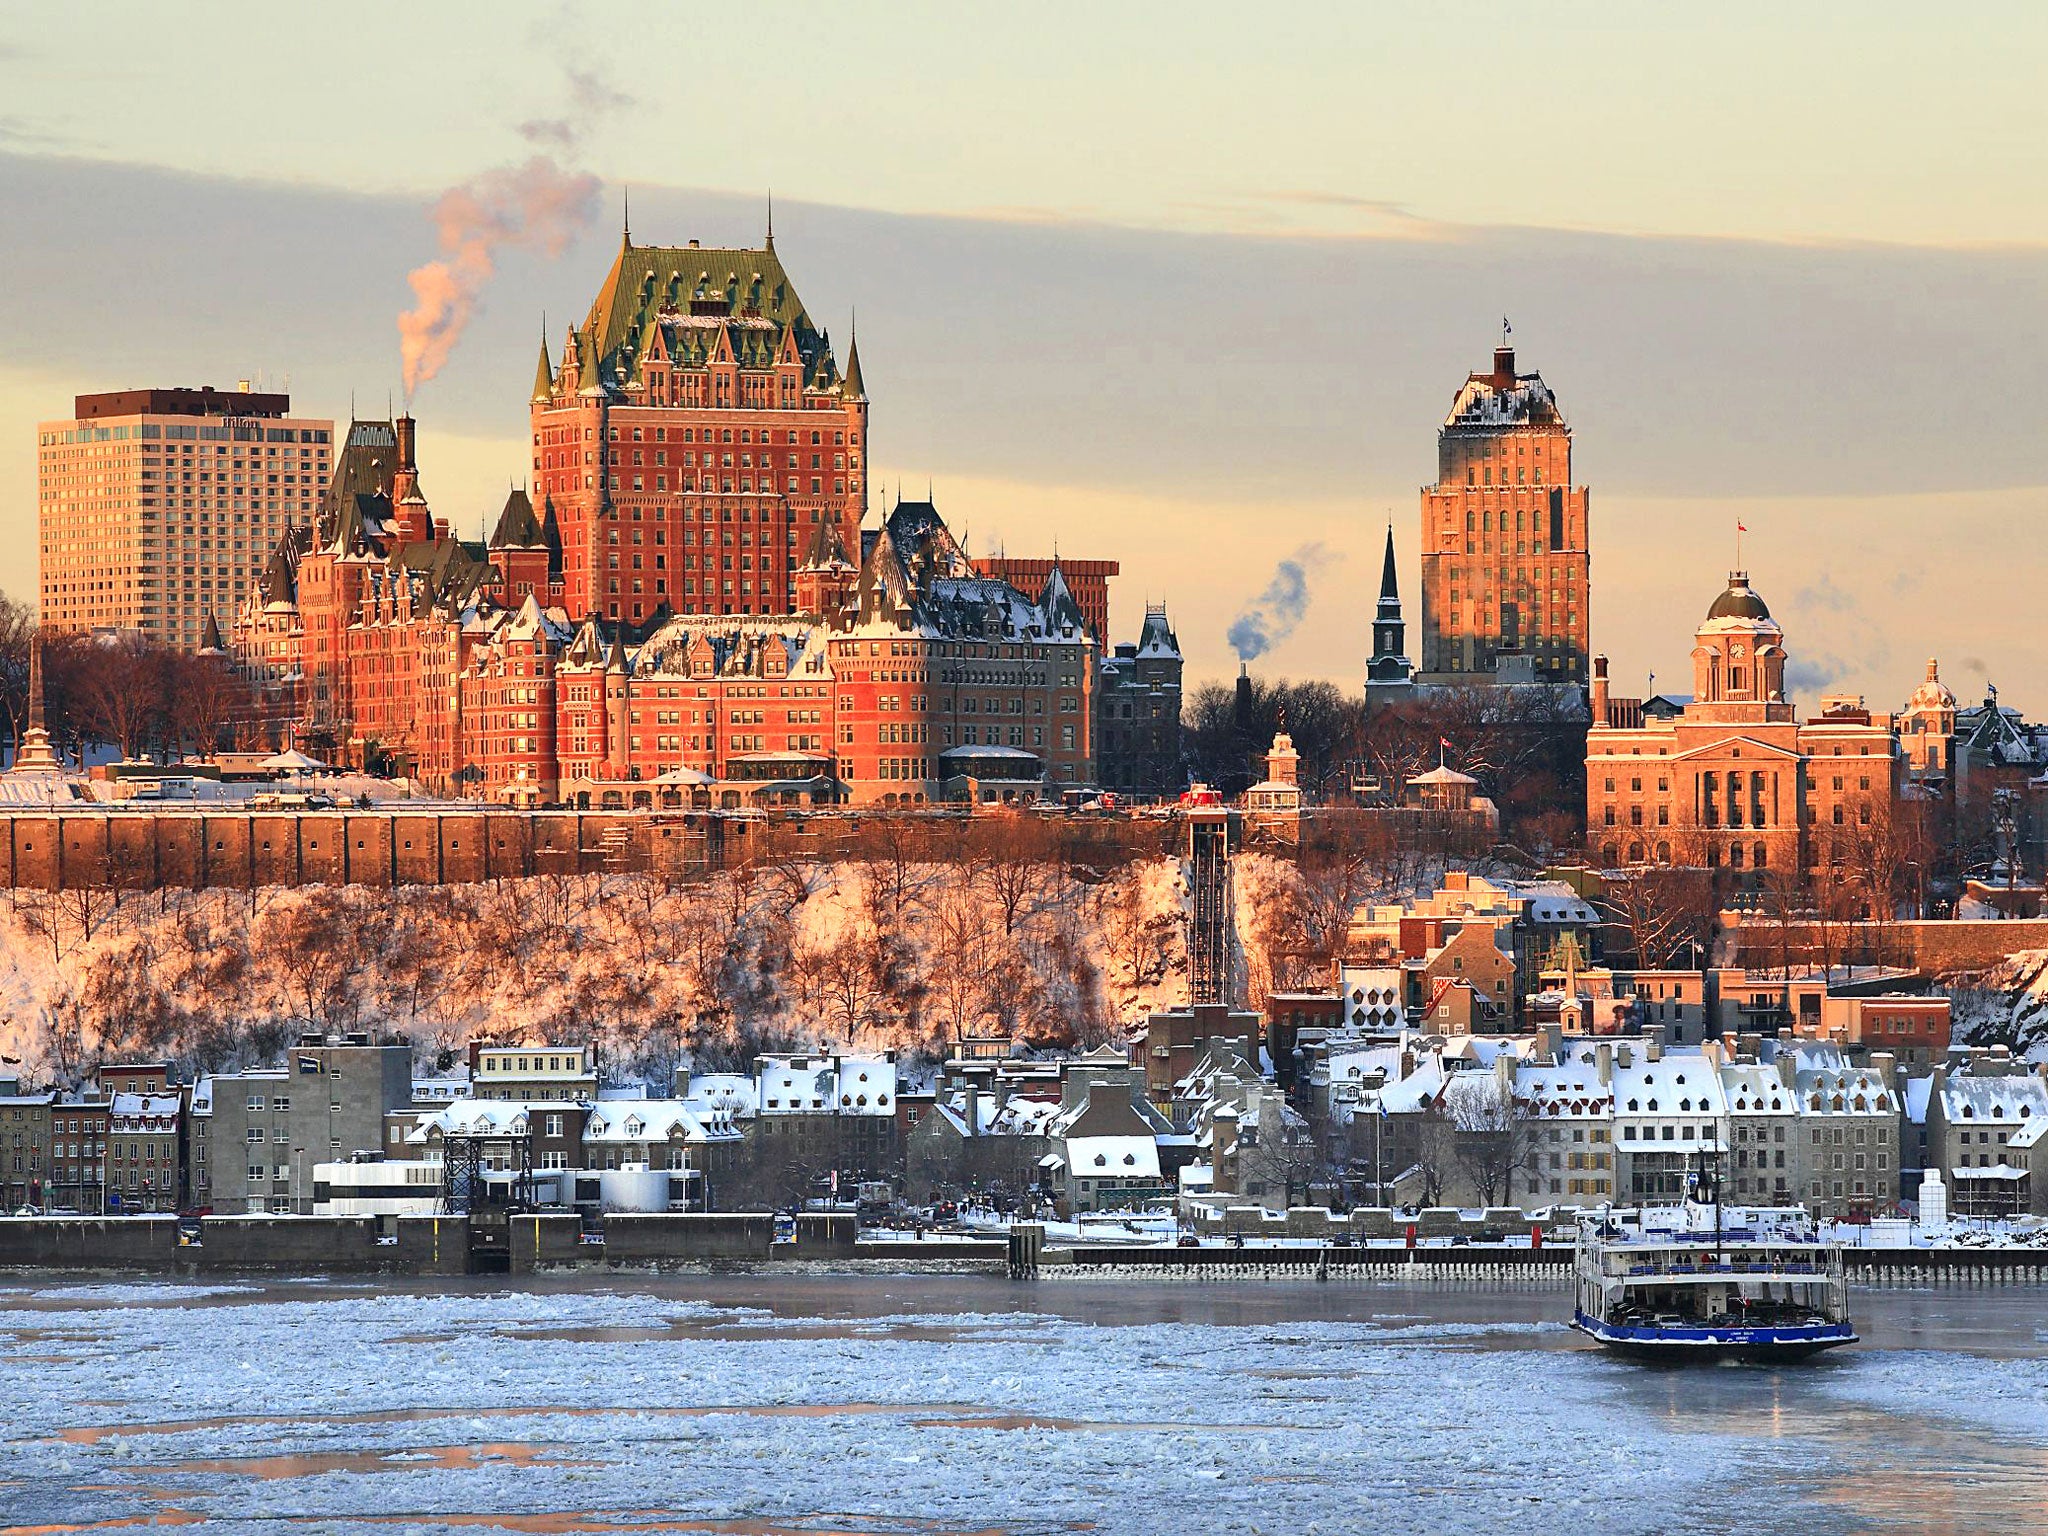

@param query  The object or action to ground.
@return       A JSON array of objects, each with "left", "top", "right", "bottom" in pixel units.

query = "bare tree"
[
  {"left": 1599, "top": 865, "right": 1719, "bottom": 970},
  {"left": 1448, "top": 1078, "right": 1537, "bottom": 1209}
]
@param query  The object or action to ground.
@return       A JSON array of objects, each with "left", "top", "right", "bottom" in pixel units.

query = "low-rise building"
[
  {"left": 105, "top": 1093, "right": 183, "bottom": 1213},
  {"left": 1789, "top": 1047, "right": 1900, "bottom": 1219},
  {"left": 1925, "top": 1058, "right": 2048, "bottom": 1218},
  {"left": 0, "top": 1092, "right": 55, "bottom": 1210},
  {"left": 202, "top": 1035, "right": 413, "bottom": 1213}
]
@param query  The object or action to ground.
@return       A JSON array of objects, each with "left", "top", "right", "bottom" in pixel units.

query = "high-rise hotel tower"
[
  {"left": 1416, "top": 342, "right": 1589, "bottom": 684},
  {"left": 37, "top": 387, "right": 333, "bottom": 649}
]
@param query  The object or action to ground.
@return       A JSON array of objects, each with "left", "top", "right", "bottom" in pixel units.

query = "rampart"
[{"left": 0, "top": 809, "right": 726, "bottom": 890}]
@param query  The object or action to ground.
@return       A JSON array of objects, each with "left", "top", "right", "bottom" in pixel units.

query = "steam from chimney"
[
  {"left": 397, "top": 157, "right": 599, "bottom": 400},
  {"left": 1228, "top": 542, "right": 1331, "bottom": 662}
]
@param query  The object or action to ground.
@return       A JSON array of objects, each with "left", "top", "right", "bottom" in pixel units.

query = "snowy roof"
[
  {"left": 583, "top": 1098, "right": 741, "bottom": 1145},
  {"left": 1063, "top": 1135, "right": 1161, "bottom": 1180},
  {"left": 754, "top": 1054, "right": 896, "bottom": 1115},
  {"left": 258, "top": 748, "right": 328, "bottom": 770},
  {"left": 1368, "top": 1053, "right": 1450, "bottom": 1116},
  {"left": 1613, "top": 1054, "right": 1729, "bottom": 1118},
  {"left": 1940, "top": 1074, "right": 2048, "bottom": 1124},
  {"left": 1514, "top": 1057, "right": 1614, "bottom": 1120},
  {"left": 1720, "top": 1063, "right": 1797, "bottom": 1117},
  {"left": 1903, "top": 1074, "right": 1934, "bottom": 1125},
  {"left": 1443, "top": 363, "right": 1565, "bottom": 431},
  {"left": 1794, "top": 1064, "right": 1896, "bottom": 1117},
  {"left": 408, "top": 1100, "right": 551, "bottom": 1141},
  {"left": 108, "top": 1093, "right": 181, "bottom": 1122},
  {"left": 684, "top": 1074, "right": 759, "bottom": 1117}
]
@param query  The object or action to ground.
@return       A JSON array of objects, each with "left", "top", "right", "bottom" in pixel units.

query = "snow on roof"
[
  {"left": 755, "top": 1054, "right": 896, "bottom": 1115},
  {"left": 1513, "top": 1058, "right": 1612, "bottom": 1119},
  {"left": 1951, "top": 1163, "right": 2028, "bottom": 1180},
  {"left": 988, "top": 1096, "right": 1060, "bottom": 1137},
  {"left": 1063, "top": 1135, "right": 1161, "bottom": 1181},
  {"left": 583, "top": 1098, "right": 741, "bottom": 1144},
  {"left": 1940, "top": 1074, "right": 2048, "bottom": 1123},
  {"left": 108, "top": 1093, "right": 181, "bottom": 1119},
  {"left": 1613, "top": 1053, "right": 1729, "bottom": 1118},
  {"left": 1794, "top": 1063, "right": 1895, "bottom": 1116},
  {"left": 2009, "top": 1118, "right": 2048, "bottom": 1150},
  {"left": 1370, "top": 1053, "right": 1450, "bottom": 1116},
  {"left": 684, "top": 1074, "right": 758, "bottom": 1117},
  {"left": 409, "top": 1100, "right": 542, "bottom": 1141},
  {"left": 1903, "top": 1075, "right": 1934, "bottom": 1124},
  {"left": 1720, "top": 1063, "right": 1797, "bottom": 1117}
]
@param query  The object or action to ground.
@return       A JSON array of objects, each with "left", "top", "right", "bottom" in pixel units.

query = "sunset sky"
[{"left": 4, "top": 1, "right": 2045, "bottom": 711}]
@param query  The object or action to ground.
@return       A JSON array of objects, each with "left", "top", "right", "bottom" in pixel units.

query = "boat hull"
[{"left": 1572, "top": 1310, "right": 1856, "bottom": 1363}]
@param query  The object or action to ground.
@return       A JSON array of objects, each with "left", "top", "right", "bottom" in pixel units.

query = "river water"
[{"left": 1, "top": 1271, "right": 2044, "bottom": 1534}]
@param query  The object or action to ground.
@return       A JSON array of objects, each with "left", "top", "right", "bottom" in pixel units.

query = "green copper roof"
[{"left": 580, "top": 234, "right": 844, "bottom": 394}]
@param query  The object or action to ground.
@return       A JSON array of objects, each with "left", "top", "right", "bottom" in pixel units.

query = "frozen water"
[{"left": 1, "top": 1275, "right": 2044, "bottom": 1534}]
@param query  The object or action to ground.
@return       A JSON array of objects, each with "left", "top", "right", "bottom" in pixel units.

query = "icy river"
[{"left": 2, "top": 1272, "right": 2045, "bottom": 1535}]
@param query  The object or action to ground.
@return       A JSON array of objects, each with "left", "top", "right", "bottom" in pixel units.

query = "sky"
[{"left": 3, "top": 1, "right": 2045, "bottom": 712}]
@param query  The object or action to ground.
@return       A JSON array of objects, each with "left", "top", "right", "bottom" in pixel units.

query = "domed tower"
[
  {"left": 1901, "top": 658, "right": 1958, "bottom": 780},
  {"left": 1689, "top": 571, "right": 1791, "bottom": 723}
]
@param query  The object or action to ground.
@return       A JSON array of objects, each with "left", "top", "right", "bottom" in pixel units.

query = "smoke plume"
[
  {"left": 397, "top": 156, "right": 599, "bottom": 399},
  {"left": 1228, "top": 542, "right": 1331, "bottom": 662}
]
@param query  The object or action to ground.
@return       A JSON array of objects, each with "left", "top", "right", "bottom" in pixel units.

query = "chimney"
[
  {"left": 1590, "top": 654, "right": 1611, "bottom": 728},
  {"left": 1234, "top": 663, "right": 1254, "bottom": 737},
  {"left": 1594, "top": 1040, "right": 1612, "bottom": 1085},
  {"left": 1870, "top": 1051, "right": 1896, "bottom": 1091},
  {"left": 1492, "top": 346, "right": 1516, "bottom": 388},
  {"left": 395, "top": 413, "right": 418, "bottom": 472},
  {"left": 1644, "top": 1034, "right": 1663, "bottom": 1064}
]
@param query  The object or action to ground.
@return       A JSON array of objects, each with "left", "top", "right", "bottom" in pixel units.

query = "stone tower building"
[{"left": 1417, "top": 340, "right": 1590, "bottom": 685}]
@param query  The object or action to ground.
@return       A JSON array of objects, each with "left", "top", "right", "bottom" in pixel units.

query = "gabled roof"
[{"left": 578, "top": 236, "right": 848, "bottom": 400}]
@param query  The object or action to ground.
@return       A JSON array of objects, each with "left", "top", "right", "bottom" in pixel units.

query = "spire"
[
  {"left": 1366, "top": 519, "right": 1412, "bottom": 694},
  {"left": 840, "top": 311, "right": 865, "bottom": 399},
  {"left": 531, "top": 317, "right": 554, "bottom": 402},
  {"left": 765, "top": 187, "right": 774, "bottom": 251},
  {"left": 621, "top": 185, "right": 631, "bottom": 246},
  {"left": 199, "top": 613, "right": 225, "bottom": 653}
]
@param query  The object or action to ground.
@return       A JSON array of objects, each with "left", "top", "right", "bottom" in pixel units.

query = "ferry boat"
[{"left": 1570, "top": 1166, "right": 1855, "bottom": 1362}]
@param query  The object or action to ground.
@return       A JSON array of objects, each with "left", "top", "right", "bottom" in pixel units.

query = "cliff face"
[
  {"left": 0, "top": 856, "right": 1194, "bottom": 1086},
  {"left": 1950, "top": 949, "right": 2048, "bottom": 1064}
]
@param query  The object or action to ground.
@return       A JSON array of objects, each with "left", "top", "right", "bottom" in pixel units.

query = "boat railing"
[{"left": 1612, "top": 1257, "right": 1825, "bottom": 1279}]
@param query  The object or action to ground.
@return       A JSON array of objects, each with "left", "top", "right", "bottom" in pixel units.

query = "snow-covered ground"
[{"left": 2, "top": 1276, "right": 2045, "bottom": 1534}]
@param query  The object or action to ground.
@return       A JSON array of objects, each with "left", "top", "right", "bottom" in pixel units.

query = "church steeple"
[{"left": 1366, "top": 523, "right": 1413, "bottom": 699}]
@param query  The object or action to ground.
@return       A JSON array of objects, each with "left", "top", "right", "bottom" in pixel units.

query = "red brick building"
[
  {"left": 230, "top": 228, "right": 1170, "bottom": 808},
  {"left": 529, "top": 228, "right": 867, "bottom": 624}
]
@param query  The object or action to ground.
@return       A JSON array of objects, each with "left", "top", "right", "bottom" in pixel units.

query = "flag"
[
  {"left": 1502, "top": 316, "right": 1512, "bottom": 339},
  {"left": 1439, "top": 736, "right": 1452, "bottom": 751},
  {"left": 1736, "top": 520, "right": 1747, "bottom": 533}
]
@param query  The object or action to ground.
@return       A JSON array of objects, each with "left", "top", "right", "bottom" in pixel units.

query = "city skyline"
[{"left": 3, "top": 5, "right": 2047, "bottom": 711}]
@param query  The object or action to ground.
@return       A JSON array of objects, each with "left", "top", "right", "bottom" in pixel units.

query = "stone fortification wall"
[{"left": 0, "top": 809, "right": 724, "bottom": 890}]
